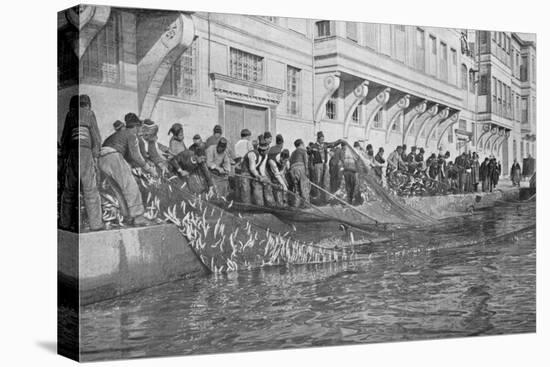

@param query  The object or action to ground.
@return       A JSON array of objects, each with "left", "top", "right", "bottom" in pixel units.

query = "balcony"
[{"left": 314, "top": 35, "right": 463, "bottom": 110}]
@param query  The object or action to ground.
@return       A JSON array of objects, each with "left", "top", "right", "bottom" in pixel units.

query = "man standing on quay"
[{"left": 59, "top": 95, "right": 104, "bottom": 232}]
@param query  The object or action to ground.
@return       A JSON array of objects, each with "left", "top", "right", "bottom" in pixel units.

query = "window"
[
  {"left": 391, "top": 114, "right": 401, "bottom": 131},
  {"left": 429, "top": 35, "right": 437, "bottom": 76},
  {"left": 162, "top": 41, "right": 199, "bottom": 100},
  {"left": 259, "top": 16, "right": 277, "bottom": 23},
  {"left": 459, "top": 119, "right": 467, "bottom": 131},
  {"left": 81, "top": 12, "right": 121, "bottom": 84},
  {"left": 394, "top": 25, "right": 406, "bottom": 62},
  {"left": 352, "top": 107, "right": 359, "bottom": 123},
  {"left": 469, "top": 69, "right": 475, "bottom": 94},
  {"left": 325, "top": 92, "right": 337, "bottom": 120},
  {"left": 379, "top": 24, "right": 392, "bottom": 55},
  {"left": 461, "top": 64, "right": 468, "bottom": 90},
  {"left": 230, "top": 48, "right": 264, "bottom": 82},
  {"left": 479, "top": 74, "right": 488, "bottom": 95},
  {"left": 532, "top": 55, "right": 536, "bottom": 82},
  {"left": 286, "top": 66, "right": 301, "bottom": 116},
  {"left": 448, "top": 126, "right": 454, "bottom": 143},
  {"left": 520, "top": 55, "right": 528, "bottom": 81},
  {"left": 365, "top": 23, "right": 378, "bottom": 50},
  {"left": 521, "top": 97, "right": 528, "bottom": 123},
  {"left": 520, "top": 141, "right": 524, "bottom": 159},
  {"left": 532, "top": 96, "right": 536, "bottom": 123},
  {"left": 373, "top": 110, "right": 383, "bottom": 129},
  {"left": 498, "top": 80, "right": 502, "bottom": 115},
  {"left": 346, "top": 22, "right": 358, "bottom": 42},
  {"left": 516, "top": 95, "right": 520, "bottom": 121},
  {"left": 513, "top": 139, "right": 517, "bottom": 161},
  {"left": 415, "top": 28, "right": 425, "bottom": 71},
  {"left": 492, "top": 77, "right": 497, "bottom": 112},
  {"left": 316, "top": 21, "right": 331, "bottom": 37},
  {"left": 440, "top": 42, "right": 448, "bottom": 81},
  {"left": 450, "top": 48, "right": 457, "bottom": 85}
]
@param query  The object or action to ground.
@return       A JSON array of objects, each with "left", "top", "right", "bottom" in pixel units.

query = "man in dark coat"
[
  {"left": 479, "top": 158, "right": 489, "bottom": 192},
  {"left": 59, "top": 95, "right": 104, "bottom": 232},
  {"left": 511, "top": 159, "right": 522, "bottom": 186},
  {"left": 487, "top": 158, "right": 497, "bottom": 192}
]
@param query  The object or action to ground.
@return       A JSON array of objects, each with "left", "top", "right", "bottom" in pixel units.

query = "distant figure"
[
  {"left": 142, "top": 119, "right": 168, "bottom": 174},
  {"left": 168, "top": 123, "right": 186, "bottom": 156},
  {"left": 188, "top": 134, "right": 204, "bottom": 155},
  {"left": 341, "top": 143, "right": 359, "bottom": 205},
  {"left": 205, "top": 125, "right": 223, "bottom": 149},
  {"left": 289, "top": 139, "right": 310, "bottom": 208},
  {"left": 387, "top": 145, "right": 405, "bottom": 175},
  {"left": 309, "top": 131, "right": 343, "bottom": 203},
  {"left": 234, "top": 129, "right": 253, "bottom": 167},
  {"left": 471, "top": 153, "right": 480, "bottom": 192},
  {"left": 374, "top": 147, "right": 385, "bottom": 185},
  {"left": 511, "top": 159, "right": 521, "bottom": 187},
  {"left": 480, "top": 157, "right": 489, "bottom": 192},
  {"left": 329, "top": 146, "right": 343, "bottom": 193},
  {"left": 240, "top": 136, "right": 271, "bottom": 206},
  {"left": 267, "top": 148, "right": 290, "bottom": 207}
]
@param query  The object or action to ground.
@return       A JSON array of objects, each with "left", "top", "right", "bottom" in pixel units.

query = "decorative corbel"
[
  {"left": 476, "top": 123, "right": 492, "bottom": 149},
  {"left": 402, "top": 100, "right": 428, "bottom": 144},
  {"left": 364, "top": 88, "right": 391, "bottom": 138},
  {"left": 314, "top": 73, "right": 341, "bottom": 124},
  {"left": 436, "top": 112, "right": 460, "bottom": 148},
  {"left": 409, "top": 103, "right": 438, "bottom": 146},
  {"left": 63, "top": 5, "right": 111, "bottom": 58},
  {"left": 139, "top": 13, "right": 196, "bottom": 119},
  {"left": 384, "top": 94, "right": 410, "bottom": 143},
  {"left": 421, "top": 107, "right": 449, "bottom": 147},
  {"left": 343, "top": 81, "right": 369, "bottom": 138},
  {"left": 484, "top": 126, "right": 499, "bottom": 152}
]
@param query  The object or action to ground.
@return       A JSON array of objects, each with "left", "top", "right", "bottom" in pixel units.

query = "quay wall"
[{"left": 58, "top": 224, "right": 205, "bottom": 306}]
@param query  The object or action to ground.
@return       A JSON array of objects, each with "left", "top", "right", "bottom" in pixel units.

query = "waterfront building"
[{"left": 58, "top": 6, "right": 536, "bottom": 176}]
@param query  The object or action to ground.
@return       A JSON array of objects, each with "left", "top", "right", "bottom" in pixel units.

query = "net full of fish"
[{"left": 85, "top": 168, "right": 355, "bottom": 273}]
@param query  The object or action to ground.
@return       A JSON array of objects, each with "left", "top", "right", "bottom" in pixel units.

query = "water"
[{"left": 80, "top": 201, "right": 536, "bottom": 361}]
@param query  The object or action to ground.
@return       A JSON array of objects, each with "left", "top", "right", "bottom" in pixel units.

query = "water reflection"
[{"left": 80, "top": 201, "right": 536, "bottom": 361}]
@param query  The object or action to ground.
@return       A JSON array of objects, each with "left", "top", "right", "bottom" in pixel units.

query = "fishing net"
[{"left": 85, "top": 168, "right": 356, "bottom": 273}]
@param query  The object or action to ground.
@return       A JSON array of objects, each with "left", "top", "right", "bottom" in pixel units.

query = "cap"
[
  {"left": 317, "top": 131, "right": 324, "bottom": 139},
  {"left": 419, "top": 148, "right": 425, "bottom": 153},
  {"left": 124, "top": 113, "right": 142, "bottom": 128},
  {"left": 353, "top": 141, "right": 361, "bottom": 148},
  {"left": 411, "top": 146, "right": 417, "bottom": 151},
  {"left": 258, "top": 136, "right": 269, "bottom": 150},
  {"left": 217, "top": 137, "right": 228, "bottom": 148},
  {"left": 378, "top": 147, "right": 384, "bottom": 152},
  {"left": 280, "top": 149, "right": 290, "bottom": 160},
  {"left": 263, "top": 131, "right": 272, "bottom": 139},
  {"left": 113, "top": 120, "right": 124, "bottom": 131},
  {"left": 294, "top": 139, "right": 304, "bottom": 148},
  {"left": 193, "top": 134, "right": 201, "bottom": 140},
  {"left": 213, "top": 125, "right": 222, "bottom": 134},
  {"left": 276, "top": 134, "right": 284, "bottom": 145},
  {"left": 143, "top": 119, "right": 155, "bottom": 126},
  {"left": 240, "top": 128, "right": 251, "bottom": 138}
]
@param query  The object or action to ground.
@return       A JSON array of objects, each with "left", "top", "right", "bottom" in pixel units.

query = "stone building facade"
[{"left": 58, "top": 5, "right": 536, "bottom": 175}]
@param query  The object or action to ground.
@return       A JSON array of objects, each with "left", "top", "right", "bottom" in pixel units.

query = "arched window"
[
  {"left": 461, "top": 64, "right": 468, "bottom": 90},
  {"left": 469, "top": 69, "right": 476, "bottom": 94}
]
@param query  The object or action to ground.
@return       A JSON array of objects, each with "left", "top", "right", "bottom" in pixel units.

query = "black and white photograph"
[{"left": 0, "top": 0, "right": 533, "bottom": 365}]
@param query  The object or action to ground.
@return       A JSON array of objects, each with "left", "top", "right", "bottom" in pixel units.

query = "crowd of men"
[{"left": 58, "top": 95, "right": 509, "bottom": 231}]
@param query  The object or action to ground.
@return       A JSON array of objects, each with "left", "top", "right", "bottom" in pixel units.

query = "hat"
[
  {"left": 397, "top": 145, "right": 403, "bottom": 150},
  {"left": 168, "top": 123, "right": 183, "bottom": 136},
  {"left": 353, "top": 141, "right": 361, "bottom": 148},
  {"left": 258, "top": 137, "right": 269, "bottom": 150},
  {"left": 193, "top": 134, "right": 201, "bottom": 140},
  {"left": 280, "top": 149, "right": 290, "bottom": 160},
  {"left": 240, "top": 129, "right": 251, "bottom": 138},
  {"left": 263, "top": 131, "right": 272, "bottom": 139},
  {"left": 79, "top": 94, "right": 91, "bottom": 108},
  {"left": 411, "top": 146, "right": 417, "bottom": 151},
  {"left": 213, "top": 125, "right": 222, "bottom": 134},
  {"left": 143, "top": 119, "right": 155, "bottom": 126},
  {"left": 378, "top": 147, "right": 384, "bottom": 152},
  {"left": 317, "top": 131, "right": 324, "bottom": 139},
  {"left": 113, "top": 120, "right": 124, "bottom": 131},
  {"left": 366, "top": 144, "right": 373, "bottom": 150},
  {"left": 217, "top": 137, "right": 228, "bottom": 148},
  {"left": 419, "top": 148, "right": 425, "bottom": 153},
  {"left": 294, "top": 139, "right": 304, "bottom": 148},
  {"left": 124, "top": 113, "right": 142, "bottom": 128},
  {"left": 276, "top": 134, "right": 284, "bottom": 145}
]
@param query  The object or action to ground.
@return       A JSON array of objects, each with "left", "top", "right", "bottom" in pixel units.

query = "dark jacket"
[
  {"left": 102, "top": 129, "right": 148, "bottom": 168},
  {"left": 60, "top": 107, "right": 102, "bottom": 158}
]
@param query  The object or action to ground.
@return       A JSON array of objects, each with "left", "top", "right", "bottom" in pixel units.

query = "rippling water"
[{"left": 80, "top": 201, "right": 536, "bottom": 361}]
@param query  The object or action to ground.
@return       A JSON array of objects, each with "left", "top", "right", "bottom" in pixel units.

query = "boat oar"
[{"left": 309, "top": 181, "right": 380, "bottom": 225}]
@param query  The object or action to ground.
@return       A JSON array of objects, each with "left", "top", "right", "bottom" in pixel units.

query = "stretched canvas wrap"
[{"left": 57, "top": 3, "right": 537, "bottom": 362}]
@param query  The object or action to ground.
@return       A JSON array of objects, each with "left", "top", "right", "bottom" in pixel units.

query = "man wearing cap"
[
  {"left": 234, "top": 129, "right": 253, "bottom": 166},
  {"left": 113, "top": 120, "right": 125, "bottom": 132},
  {"left": 387, "top": 145, "right": 405, "bottom": 174},
  {"left": 99, "top": 112, "right": 158, "bottom": 226},
  {"left": 206, "top": 137, "right": 231, "bottom": 197},
  {"left": 401, "top": 144, "right": 408, "bottom": 163},
  {"left": 267, "top": 148, "right": 290, "bottom": 207},
  {"left": 206, "top": 125, "right": 223, "bottom": 149},
  {"left": 341, "top": 142, "right": 359, "bottom": 205},
  {"left": 141, "top": 119, "right": 168, "bottom": 173},
  {"left": 310, "top": 131, "right": 343, "bottom": 203},
  {"left": 240, "top": 137, "right": 271, "bottom": 206},
  {"left": 407, "top": 146, "right": 417, "bottom": 174},
  {"left": 169, "top": 146, "right": 214, "bottom": 194},
  {"left": 374, "top": 147, "right": 386, "bottom": 185},
  {"left": 415, "top": 147, "right": 426, "bottom": 171},
  {"left": 189, "top": 134, "right": 204, "bottom": 155},
  {"left": 59, "top": 95, "right": 104, "bottom": 232},
  {"left": 289, "top": 139, "right": 310, "bottom": 208},
  {"left": 263, "top": 131, "right": 273, "bottom": 147}
]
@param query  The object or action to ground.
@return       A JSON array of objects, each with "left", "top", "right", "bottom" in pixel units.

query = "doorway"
[{"left": 224, "top": 101, "right": 268, "bottom": 145}]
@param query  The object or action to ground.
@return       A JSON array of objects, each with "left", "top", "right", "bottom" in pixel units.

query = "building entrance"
[{"left": 225, "top": 101, "right": 268, "bottom": 144}]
